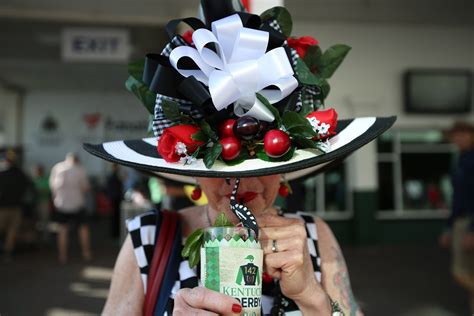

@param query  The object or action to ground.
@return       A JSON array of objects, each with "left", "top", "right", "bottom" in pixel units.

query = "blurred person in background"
[
  {"left": 148, "top": 176, "right": 164, "bottom": 210},
  {"left": 50, "top": 153, "right": 92, "bottom": 263},
  {"left": 33, "top": 164, "right": 51, "bottom": 241},
  {"left": 105, "top": 164, "right": 123, "bottom": 239},
  {"left": 0, "top": 150, "right": 32, "bottom": 261},
  {"left": 439, "top": 121, "right": 474, "bottom": 312}
]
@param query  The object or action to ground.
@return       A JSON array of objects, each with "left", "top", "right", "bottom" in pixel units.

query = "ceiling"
[{"left": 0, "top": 0, "right": 472, "bottom": 92}]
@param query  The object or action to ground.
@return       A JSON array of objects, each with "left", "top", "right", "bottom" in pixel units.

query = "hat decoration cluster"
[{"left": 126, "top": 0, "right": 351, "bottom": 169}]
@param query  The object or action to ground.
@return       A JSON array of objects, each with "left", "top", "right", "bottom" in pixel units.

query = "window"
[
  {"left": 302, "top": 161, "right": 353, "bottom": 219},
  {"left": 377, "top": 130, "right": 453, "bottom": 218}
]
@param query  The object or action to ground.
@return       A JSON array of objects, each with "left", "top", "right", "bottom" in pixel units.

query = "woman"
[
  {"left": 84, "top": 0, "right": 395, "bottom": 314},
  {"left": 103, "top": 175, "right": 361, "bottom": 315}
]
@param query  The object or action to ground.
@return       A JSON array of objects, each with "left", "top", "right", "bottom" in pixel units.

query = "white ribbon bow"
[{"left": 169, "top": 14, "right": 298, "bottom": 122}]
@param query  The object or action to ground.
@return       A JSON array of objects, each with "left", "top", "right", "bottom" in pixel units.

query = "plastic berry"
[
  {"left": 278, "top": 183, "right": 289, "bottom": 197},
  {"left": 255, "top": 121, "right": 270, "bottom": 140},
  {"left": 219, "top": 119, "right": 236, "bottom": 138},
  {"left": 264, "top": 130, "right": 291, "bottom": 158},
  {"left": 233, "top": 116, "right": 260, "bottom": 140},
  {"left": 191, "top": 187, "right": 202, "bottom": 200},
  {"left": 220, "top": 137, "right": 242, "bottom": 161}
]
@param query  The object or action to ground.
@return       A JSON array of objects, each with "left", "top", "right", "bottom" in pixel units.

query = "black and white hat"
[{"left": 84, "top": 0, "right": 395, "bottom": 183}]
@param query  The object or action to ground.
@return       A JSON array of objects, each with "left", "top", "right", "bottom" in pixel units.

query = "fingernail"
[
  {"left": 232, "top": 303, "right": 242, "bottom": 313},
  {"left": 262, "top": 272, "right": 273, "bottom": 283}
]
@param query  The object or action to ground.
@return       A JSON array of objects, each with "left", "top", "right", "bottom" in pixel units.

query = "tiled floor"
[{"left": 0, "top": 219, "right": 470, "bottom": 315}]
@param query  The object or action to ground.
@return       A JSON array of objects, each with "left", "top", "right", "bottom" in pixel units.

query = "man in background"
[
  {"left": 439, "top": 121, "right": 474, "bottom": 313},
  {"left": 50, "top": 153, "right": 92, "bottom": 263},
  {"left": 0, "top": 150, "right": 31, "bottom": 261}
]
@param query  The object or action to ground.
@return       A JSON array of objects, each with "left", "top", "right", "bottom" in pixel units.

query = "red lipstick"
[{"left": 226, "top": 191, "right": 258, "bottom": 203}]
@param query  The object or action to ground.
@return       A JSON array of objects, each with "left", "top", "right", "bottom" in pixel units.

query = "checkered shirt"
[{"left": 127, "top": 211, "right": 322, "bottom": 315}]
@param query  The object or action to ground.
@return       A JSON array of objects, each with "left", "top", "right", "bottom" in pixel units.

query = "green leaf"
[
  {"left": 320, "top": 79, "right": 331, "bottom": 100},
  {"left": 295, "top": 59, "right": 319, "bottom": 86},
  {"left": 181, "top": 228, "right": 203, "bottom": 258},
  {"left": 318, "top": 44, "right": 351, "bottom": 79},
  {"left": 161, "top": 99, "right": 181, "bottom": 120},
  {"left": 199, "top": 120, "right": 219, "bottom": 142},
  {"left": 292, "top": 135, "right": 318, "bottom": 149},
  {"left": 128, "top": 59, "right": 145, "bottom": 79},
  {"left": 188, "top": 241, "right": 201, "bottom": 268},
  {"left": 125, "top": 75, "right": 156, "bottom": 114},
  {"left": 282, "top": 112, "right": 317, "bottom": 138},
  {"left": 260, "top": 7, "right": 293, "bottom": 37},
  {"left": 303, "top": 45, "right": 322, "bottom": 74},
  {"left": 147, "top": 114, "right": 154, "bottom": 135},
  {"left": 204, "top": 143, "right": 222, "bottom": 169},
  {"left": 213, "top": 212, "right": 234, "bottom": 227},
  {"left": 256, "top": 145, "right": 296, "bottom": 162},
  {"left": 256, "top": 93, "right": 281, "bottom": 127},
  {"left": 125, "top": 59, "right": 156, "bottom": 114},
  {"left": 191, "top": 130, "right": 209, "bottom": 143}
]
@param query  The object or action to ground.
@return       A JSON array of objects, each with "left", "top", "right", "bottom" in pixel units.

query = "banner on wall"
[{"left": 23, "top": 97, "right": 149, "bottom": 177}]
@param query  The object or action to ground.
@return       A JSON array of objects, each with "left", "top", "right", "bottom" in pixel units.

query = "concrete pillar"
[{"left": 0, "top": 86, "right": 22, "bottom": 148}]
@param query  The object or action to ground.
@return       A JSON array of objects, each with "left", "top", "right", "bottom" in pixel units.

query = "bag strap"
[{"left": 143, "top": 210, "right": 180, "bottom": 316}]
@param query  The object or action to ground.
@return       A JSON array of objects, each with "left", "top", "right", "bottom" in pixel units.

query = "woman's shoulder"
[{"left": 282, "top": 211, "right": 333, "bottom": 241}]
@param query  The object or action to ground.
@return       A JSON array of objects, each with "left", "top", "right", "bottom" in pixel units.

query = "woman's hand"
[
  {"left": 258, "top": 214, "right": 331, "bottom": 313},
  {"left": 173, "top": 286, "right": 242, "bottom": 316}
]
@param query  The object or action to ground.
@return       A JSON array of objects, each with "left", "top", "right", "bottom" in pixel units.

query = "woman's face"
[{"left": 198, "top": 175, "right": 280, "bottom": 222}]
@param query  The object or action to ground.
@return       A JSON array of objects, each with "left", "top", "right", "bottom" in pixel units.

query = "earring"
[
  {"left": 278, "top": 180, "right": 291, "bottom": 197},
  {"left": 191, "top": 183, "right": 202, "bottom": 200}
]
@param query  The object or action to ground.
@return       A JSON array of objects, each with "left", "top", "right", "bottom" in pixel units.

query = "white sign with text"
[{"left": 61, "top": 28, "right": 131, "bottom": 62}]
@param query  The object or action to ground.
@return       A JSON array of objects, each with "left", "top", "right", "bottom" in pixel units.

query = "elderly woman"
[
  {"left": 103, "top": 175, "right": 361, "bottom": 315},
  {"left": 84, "top": 0, "right": 395, "bottom": 314}
]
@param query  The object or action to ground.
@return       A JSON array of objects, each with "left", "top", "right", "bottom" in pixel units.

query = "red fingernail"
[
  {"left": 232, "top": 303, "right": 242, "bottom": 313},
  {"left": 263, "top": 272, "right": 273, "bottom": 283}
]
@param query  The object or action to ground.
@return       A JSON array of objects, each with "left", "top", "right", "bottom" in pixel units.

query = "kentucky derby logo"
[{"left": 236, "top": 255, "right": 260, "bottom": 286}]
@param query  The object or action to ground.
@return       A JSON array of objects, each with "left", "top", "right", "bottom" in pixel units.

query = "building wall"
[
  {"left": 293, "top": 21, "right": 473, "bottom": 244},
  {"left": 21, "top": 90, "right": 149, "bottom": 177}
]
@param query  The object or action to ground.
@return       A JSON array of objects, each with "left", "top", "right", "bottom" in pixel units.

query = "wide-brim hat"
[
  {"left": 84, "top": 116, "right": 395, "bottom": 183},
  {"left": 84, "top": 1, "right": 396, "bottom": 183}
]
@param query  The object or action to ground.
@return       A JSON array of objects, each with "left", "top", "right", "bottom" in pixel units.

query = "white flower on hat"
[
  {"left": 175, "top": 142, "right": 188, "bottom": 155},
  {"left": 318, "top": 122, "right": 330, "bottom": 135}
]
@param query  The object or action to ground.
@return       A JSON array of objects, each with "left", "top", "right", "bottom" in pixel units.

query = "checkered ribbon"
[
  {"left": 152, "top": 35, "right": 204, "bottom": 138},
  {"left": 230, "top": 178, "right": 259, "bottom": 237},
  {"left": 266, "top": 18, "right": 323, "bottom": 113}
]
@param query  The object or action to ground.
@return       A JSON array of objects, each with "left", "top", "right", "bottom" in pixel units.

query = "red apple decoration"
[
  {"left": 219, "top": 119, "right": 236, "bottom": 138},
  {"left": 220, "top": 137, "right": 241, "bottom": 161},
  {"left": 264, "top": 130, "right": 291, "bottom": 158}
]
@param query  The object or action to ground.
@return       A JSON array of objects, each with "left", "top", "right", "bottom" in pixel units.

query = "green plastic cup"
[{"left": 201, "top": 226, "right": 263, "bottom": 316}]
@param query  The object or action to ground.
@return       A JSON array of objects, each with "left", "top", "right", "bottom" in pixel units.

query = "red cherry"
[
  {"left": 219, "top": 119, "right": 236, "bottom": 138},
  {"left": 191, "top": 188, "right": 202, "bottom": 200},
  {"left": 220, "top": 137, "right": 241, "bottom": 161},
  {"left": 279, "top": 184, "right": 289, "bottom": 197},
  {"left": 264, "top": 130, "right": 291, "bottom": 158}
]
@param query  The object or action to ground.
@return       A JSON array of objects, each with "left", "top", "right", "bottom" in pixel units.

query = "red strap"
[
  {"left": 143, "top": 211, "right": 177, "bottom": 316},
  {"left": 151, "top": 212, "right": 178, "bottom": 304}
]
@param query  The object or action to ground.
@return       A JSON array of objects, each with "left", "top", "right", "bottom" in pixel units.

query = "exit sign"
[{"left": 61, "top": 28, "right": 131, "bottom": 62}]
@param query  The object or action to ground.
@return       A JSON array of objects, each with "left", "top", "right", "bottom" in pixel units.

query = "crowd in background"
[{"left": 0, "top": 149, "right": 192, "bottom": 264}]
